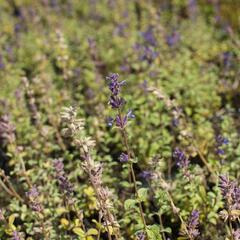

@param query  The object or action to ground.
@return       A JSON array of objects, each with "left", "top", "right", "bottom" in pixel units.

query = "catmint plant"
[
  {"left": 173, "top": 148, "right": 191, "bottom": 180},
  {"left": 60, "top": 106, "right": 121, "bottom": 240},
  {"left": 22, "top": 77, "right": 41, "bottom": 128},
  {"left": 187, "top": 210, "right": 200, "bottom": 239},
  {"left": 0, "top": 115, "right": 15, "bottom": 146},
  {"left": 53, "top": 158, "right": 74, "bottom": 205},
  {"left": 219, "top": 175, "right": 240, "bottom": 240},
  {"left": 106, "top": 73, "right": 149, "bottom": 239},
  {"left": 26, "top": 186, "right": 49, "bottom": 239}
]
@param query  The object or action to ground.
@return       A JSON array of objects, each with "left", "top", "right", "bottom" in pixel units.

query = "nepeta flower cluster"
[
  {"left": 173, "top": 148, "right": 189, "bottom": 169},
  {"left": 107, "top": 73, "right": 135, "bottom": 129},
  {"left": 142, "top": 26, "right": 157, "bottom": 47},
  {"left": 134, "top": 43, "right": 158, "bottom": 63},
  {"left": 166, "top": 31, "right": 180, "bottom": 47},
  {"left": 186, "top": 210, "right": 200, "bottom": 239},
  {"left": 0, "top": 115, "right": 15, "bottom": 146},
  {"left": 26, "top": 186, "right": 43, "bottom": 213},
  {"left": 173, "top": 148, "right": 190, "bottom": 179},
  {"left": 216, "top": 135, "right": 229, "bottom": 155},
  {"left": 107, "top": 73, "right": 125, "bottom": 109},
  {"left": 139, "top": 170, "right": 153, "bottom": 180},
  {"left": 22, "top": 77, "right": 40, "bottom": 126},
  {"left": 119, "top": 152, "right": 129, "bottom": 163},
  {"left": 219, "top": 175, "right": 240, "bottom": 220},
  {"left": 53, "top": 159, "right": 73, "bottom": 204}
]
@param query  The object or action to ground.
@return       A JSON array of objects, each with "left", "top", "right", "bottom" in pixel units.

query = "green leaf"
[
  {"left": 72, "top": 227, "right": 85, "bottom": 237},
  {"left": 124, "top": 199, "right": 137, "bottom": 210},
  {"left": 138, "top": 188, "right": 148, "bottom": 202},
  {"left": 147, "top": 225, "right": 162, "bottom": 240},
  {"left": 8, "top": 214, "right": 15, "bottom": 226},
  {"left": 86, "top": 228, "right": 99, "bottom": 236}
]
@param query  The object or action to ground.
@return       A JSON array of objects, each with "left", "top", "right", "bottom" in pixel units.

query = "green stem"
[
  {"left": 192, "top": 141, "right": 216, "bottom": 179},
  {"left": 119, "top": 123, "right": 149, "bottom": 240},
  {"left": 163, "top": 183, "right": 192, "bottom": 240},
  {"left": 158, "top": 213, "right": 166, "bottom": 240}
]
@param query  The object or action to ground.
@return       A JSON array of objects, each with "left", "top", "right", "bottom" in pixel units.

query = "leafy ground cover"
[{"left": 0, "top": 1, "right": 239, "bottom": 239}]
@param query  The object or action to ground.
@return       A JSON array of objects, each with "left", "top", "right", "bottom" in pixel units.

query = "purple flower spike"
[
  {"left": 187, "top": 210, "right": 200, "bottom": 238},
  {"left": 119, "top": 153, "right": 129, "bottom": 163},
  {"left": 139, "top": 170, "right": 152, "bottom": 180},
  {"left": 26, "top": 186, "right": 43, "bottom": 213},
  {"left": 109, "top": 95, "right": 125, "bottom": 109},
  {"left": 216, "top": 135, "right": 229, "bottom": 145},
  {"left": 136, "top": 231, "right": 146, "bottom": 240},
  {"left": 219, "top": 175, "right": 240, "bottom": 213},
  {"left": 0, "top": 115, "right": 16, "bottom": 145},
  {"left": 219, "top": 175, "right": 232, "bottom": 199},
  {"left": 216, "top": 148, "right": 225, "bottom": 155},
  {"left": 142, "top": 26, "right": 156, "bottom": 46},
  {"left": 106, "top": 73, "right": 126, "bottom": 96},
  {"left": 173, "top": 148, "right": 189, "bottom": 169},
  {"left": 216, "top": 135, "right": 229, "bottom": 156},
  {"left": 166, "top": 31, "right": 180, "bottom": 47},
  {"left": 53, "top": 159, "right": 73, "bottom": 203},
  {"left": 115, "top": 110, "right": 135, "bottom": 129}
]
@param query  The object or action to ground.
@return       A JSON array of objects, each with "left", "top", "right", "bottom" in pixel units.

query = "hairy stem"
[
  {"left": 118, "top": 118, "right": 149, "bottom": 239},
  {"left": 83, "top": 151, "right": 113, "bottom": 240}
]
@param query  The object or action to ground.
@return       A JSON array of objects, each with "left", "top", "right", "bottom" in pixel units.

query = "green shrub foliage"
[{"left": 0, "top": 1, "right": 239, "bottom": 239}]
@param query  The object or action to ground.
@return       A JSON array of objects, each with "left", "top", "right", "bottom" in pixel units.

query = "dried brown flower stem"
[
  {"left": 82, "top": 151, "right": 113, "bottom": 240},
  {"left": 0, "top": 170, "right": 23, "bottom": 202},
  {"left": 160, "top": 178, "right": 193, "bottom": 240}
]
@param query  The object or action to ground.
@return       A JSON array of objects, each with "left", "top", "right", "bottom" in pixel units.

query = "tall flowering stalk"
[
  {"left": 22, "top": 77, "right": 41, "bottom": 128},
  {"left": 219, "top": 175, "right": 240, "bottom": 240},
  {"left": 26, "top": 186, "right": 49, "bottom": 239},
  {"left": 215, "top": 135, "right": 229, "bottom": 156},
  {"left": 53, "top": 158, "right": 73, "bottom": 214},
  {"left": 106, "top": 73, "right": 149, "bottom": 239},
  {"left": 60, "top": 106, "right": 120, "bottom": 240},
  {"left": 173, "top": 148, "right": 191, "bottom": 180},
  {"left": 53, "top": 159, "right": 74, "bottom": 205},
  {"left": 182, "top": 210, "right": 200, "bottom": 240},
  {"left": 0, "top": 115, "right": 28, "bottom": 201},
  {"left": 53, "top": 158, "right": 86, "bottom": 231},
  {"left": 0, "top": 112, "right": 32, "bottom": 188}
]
